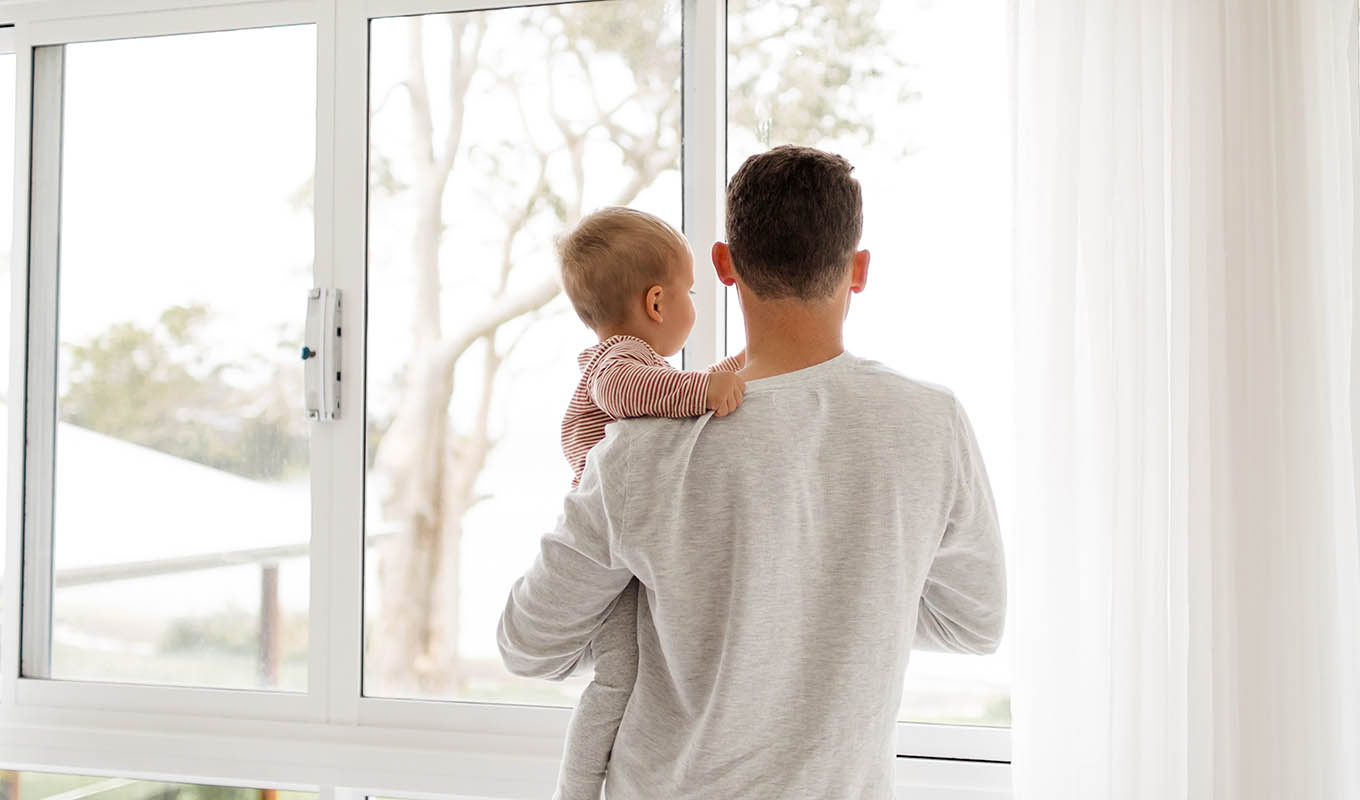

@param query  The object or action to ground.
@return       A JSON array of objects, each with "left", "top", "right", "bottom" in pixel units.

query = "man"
[{"left": 498, "top": 145, "right": 1007, "bottom": 798}]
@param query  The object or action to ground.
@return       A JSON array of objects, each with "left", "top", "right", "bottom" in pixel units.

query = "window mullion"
[
  {"left": 1, "top": 22, "right": 34, "bottom": 704},
  {"left": 681, "top": 0, "right": 726, "bottom": 369},
  {"left": 18, "top": 41, "right": 63, "bottom": 683},
  {"left": 322, "top": 0, "right": 368, "bottom": 725},
  {"left": 305, "top": 0, "right": 338, "bottom": 723}
]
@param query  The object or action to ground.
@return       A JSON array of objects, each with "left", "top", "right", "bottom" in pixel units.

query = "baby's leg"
[{"left": 554, "top": 579, "right": 640, "bottom": 800}]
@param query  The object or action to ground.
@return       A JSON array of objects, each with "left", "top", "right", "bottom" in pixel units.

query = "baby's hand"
[{"left": 706, "top": 372, "right": 746, "bottom": 417}]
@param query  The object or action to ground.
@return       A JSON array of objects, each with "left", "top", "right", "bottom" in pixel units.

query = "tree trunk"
[
  {"left": 365, "top": 10, "right": 678, "bottom": 698},
  {"left": 370, "top": 347, "right": 455, "bottom": 695}
]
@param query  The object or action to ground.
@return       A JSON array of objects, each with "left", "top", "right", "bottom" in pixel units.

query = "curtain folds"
[{"left": 1010, "top": 1, "right": 1360, "bottom": 798}]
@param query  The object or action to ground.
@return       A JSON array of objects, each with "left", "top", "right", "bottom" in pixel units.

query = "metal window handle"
[{"left": 303, "top": 288, "right": 341, "bottom": 421}]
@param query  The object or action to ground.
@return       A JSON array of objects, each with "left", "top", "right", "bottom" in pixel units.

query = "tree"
[
  {"left": 60, "top": 305, "right": 306, "bottom": 481},
  {"left": 364, "top": 0, "right": 907, "bottom": 698}
]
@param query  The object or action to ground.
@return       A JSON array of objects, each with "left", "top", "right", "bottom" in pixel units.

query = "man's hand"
[{"left": 706, "top": 372, "right": 746, "bottom": 417}]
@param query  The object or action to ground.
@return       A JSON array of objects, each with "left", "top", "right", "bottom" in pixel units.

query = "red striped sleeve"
[
  {"left": 708, "top": 354, "right": 743, "bottom": 374},
  {"left": 589, "top": 345, "right": 709, "bottom": 419},
  {"left": 561, "top": 335, "right": 717, "bottom": 486}
]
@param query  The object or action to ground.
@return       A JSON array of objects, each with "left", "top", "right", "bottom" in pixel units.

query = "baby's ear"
[{"left": 645, "top": 284, "right": 665, "bottom": 323}]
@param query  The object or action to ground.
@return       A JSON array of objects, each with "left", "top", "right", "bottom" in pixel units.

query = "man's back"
[{"left": 500, "top": 352, "right": 1006, "bottom": 799}]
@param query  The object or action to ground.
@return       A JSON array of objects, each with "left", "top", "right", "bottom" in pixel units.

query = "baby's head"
[{"left": 557, "top": 207, "right": 696, "bottom": 357}]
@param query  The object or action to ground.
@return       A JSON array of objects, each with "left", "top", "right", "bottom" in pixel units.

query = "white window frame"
[{"left": 0, "top": 1, "right": 1013, "bottom": 797}]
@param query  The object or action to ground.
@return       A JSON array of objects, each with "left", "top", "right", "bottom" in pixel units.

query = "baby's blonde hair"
[{"left": 557, "top": 207, "right": 691, "bottom": 330}]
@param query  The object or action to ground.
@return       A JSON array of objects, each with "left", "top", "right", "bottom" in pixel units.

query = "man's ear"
[
  {"left": 645, "top": 284, "right": 665, "bottom": 323},
  {"left": 712, "top": 242, "right": 738, "bottom": 286},
  {"left": 850, "top": 249, "right": 870, "bottom": 294}
]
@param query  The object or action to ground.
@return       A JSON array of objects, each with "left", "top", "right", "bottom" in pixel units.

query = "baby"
[{"left": 553, "top": 207, "right": 745, "bottom": 799}]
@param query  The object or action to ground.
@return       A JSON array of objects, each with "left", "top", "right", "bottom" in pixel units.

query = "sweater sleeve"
[
  {"left": 589, "top": 339, "right": 710, "bottom": 419},
  {"left": 498, "top": 429, "right": 635, "bottom": 680},
  {"left": 913, "top": 397, "right": 1008, "bottom": 655}
]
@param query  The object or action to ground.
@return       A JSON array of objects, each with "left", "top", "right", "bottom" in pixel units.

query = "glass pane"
[
  {"left": 45, "top": 26, "right": 315, "bottom": 690},
  {"left": 727, "top": 0, "right": 1012, "bottom": 726},
  {"left": 364, "top": 1, "right": 681, "bottom": 701},
  {"left": 0, "top": 770, "right": 316, "bottom": 800}
]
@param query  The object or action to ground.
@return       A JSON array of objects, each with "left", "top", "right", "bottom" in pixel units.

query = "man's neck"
[{"left": 739, "top": 300, "right": 847, "bottom": 381}]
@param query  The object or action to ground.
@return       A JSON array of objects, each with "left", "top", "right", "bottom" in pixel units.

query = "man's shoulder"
[
  {"left": 601, "top": 414, "right": 704, "bottom": 452},
  {"left": 582, "top": 415, "right": 699, "bottom": 472},
  {"left": 841, "top": 354, "right": 960, "bottom": 417}
]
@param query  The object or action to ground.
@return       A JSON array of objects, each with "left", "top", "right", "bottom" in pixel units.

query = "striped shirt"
[{"left": 562, "top": 335, "right": 743, "bottom": 485}]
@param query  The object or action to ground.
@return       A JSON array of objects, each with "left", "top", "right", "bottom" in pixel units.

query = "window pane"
[
  {"left": 43, "top": 26, "right": 315, "bottom": 690},
  {"left": 364, "top": 1, "right": 681, "bottom": 701},
  {"left": 0, "top": 770, "right": 316, "bottom": 800},
  {"left": 727, "top": 0, "right": 1012, "bottom": 726}
]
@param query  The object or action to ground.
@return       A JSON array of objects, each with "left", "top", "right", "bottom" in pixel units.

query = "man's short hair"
[
  {"left": 557, "top": 207, "right": 691, "bottom": 330},
  {"left": 725, "top": 145, "right": 863, "bottom": 300}
]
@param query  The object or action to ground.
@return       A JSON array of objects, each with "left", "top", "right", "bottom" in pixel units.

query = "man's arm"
[
  {"left": 498, "top": 430, "right": 635, "bottom": 680},
  {"left": 914, "top": 397, "right": 1007, "bottom": 655},
  {"left": 590, "top": 338, "right": 709, "bottom": 419}
]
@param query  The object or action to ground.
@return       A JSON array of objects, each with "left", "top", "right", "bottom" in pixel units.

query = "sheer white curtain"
[{"left": 1010, "top": 1, "right": 1360, "bottom": 798}]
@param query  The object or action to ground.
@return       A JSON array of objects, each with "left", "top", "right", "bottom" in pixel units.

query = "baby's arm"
[
  {"left": 591, "top": 340, "right": 744, "bottom": 418},
  {"left": 707, "top": 349, "right": 746, "bottom": 374}
]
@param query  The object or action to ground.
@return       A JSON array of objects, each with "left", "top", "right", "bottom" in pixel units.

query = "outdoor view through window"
[
  {"left": 43, "top": 26, "right": 316, "bottom": 690},
  {"left": 363, "top": 0, "right": 1011, "bottom": 727},
  {"left": 363, "top": 0, "right": 682, "bottom": 704},
  {"left": 13, "top": 0, "right": 1008, "bottom": 728}
]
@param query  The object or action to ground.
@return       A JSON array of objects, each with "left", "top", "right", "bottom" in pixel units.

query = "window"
[
  {"left": 727, "top": 0, "right": 1013, "bottom": 727},
  {"left": 363, "top": 0, "right": 681, "bottom": 703},
  {"left": 0, "top": 2, "right": 1012, "bottom": 798},
  {"left": 24, "top": 25, "right": 316, "bottom": 690}
]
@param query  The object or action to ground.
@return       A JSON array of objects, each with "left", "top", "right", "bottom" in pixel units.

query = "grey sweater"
[{"left": 498, "top": 352, "right": 1007, "bottom": 799}]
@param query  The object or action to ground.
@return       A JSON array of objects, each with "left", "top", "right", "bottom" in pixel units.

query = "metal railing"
[{"left": 49, "top": 532, "right": 393, "bottom": 686}]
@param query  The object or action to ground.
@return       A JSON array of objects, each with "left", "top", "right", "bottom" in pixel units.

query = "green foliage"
[
  {"left": 160, "top": 605, "right": 307, "bottom": 662},
  {"left": 539, "top": 0, "right": 905, "bottom": 161},
  {"left": 544, "top": 0, "right": 682, "bottom": 101},
  {"left": 59, "top": 306, "right": 307, "bottom": 481},
  {"left": 727, "top": 0, "right": 910, "bottom": 149}
]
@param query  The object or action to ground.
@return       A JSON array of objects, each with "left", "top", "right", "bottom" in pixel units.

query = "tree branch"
[
  {"left": 405, "top": 18, "right": 436, "bottom": 168},
  {"left": 371, "top": 80, "right": 408, "bottom": 121},
  {"left": 471, "top": 333, "right": 500, "bottom": 451},
  {"left": 535, "top": 41, "right": 591, "bottom": 221},
  {"left": 434, "top": 275, "right": 561, "bottom": 372},
  {"left": 503, "top": 72, "right": 550, "bottom": 162},
  {"left": 497, "top": 155, "right": 551, "bottom": 291},
  {"left": 435, "top": 16, "right": 485, "bottom": 179}
]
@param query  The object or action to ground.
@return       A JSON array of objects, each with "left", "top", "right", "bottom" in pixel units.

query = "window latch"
[{"left": 303, "top": 288, "right": 341, "bottom": 421}]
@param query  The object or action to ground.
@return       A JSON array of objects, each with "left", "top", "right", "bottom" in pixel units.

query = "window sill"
[{"left": 0, "top": 708, "right": 1011, "bottom": 799}]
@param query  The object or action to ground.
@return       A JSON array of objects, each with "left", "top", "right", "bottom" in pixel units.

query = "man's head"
[
  {"left": 557, "top": 207, "right": 696, "bottom": 356},
  {"left": 720, "top": 145, "right": 866, "bottom": 302}
]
